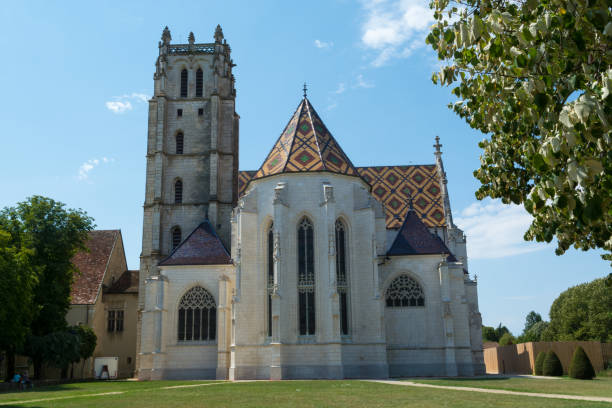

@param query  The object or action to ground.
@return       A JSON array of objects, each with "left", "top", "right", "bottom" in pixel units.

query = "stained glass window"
[
  {"left": 177, "top": 286, "right": 216, "bottom": 341},
  {"left": 385, "top": 275, "right": 425, "bottom": 307}
]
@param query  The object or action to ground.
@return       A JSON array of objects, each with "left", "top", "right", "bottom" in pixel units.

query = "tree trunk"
[{"left": 6, "top": 351, "right": 15, "bottom": 381}]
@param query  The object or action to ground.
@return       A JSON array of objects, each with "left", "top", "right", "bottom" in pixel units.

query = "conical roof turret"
[{"left": 253, "top": 96, "right": 360, "bottom": 180}]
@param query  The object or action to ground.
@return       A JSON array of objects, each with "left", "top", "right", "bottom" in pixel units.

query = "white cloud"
[
  {"left": 360, "top": 0, "right": 434, "bottom": 66},
  {"left": 106, "top": 92, "right": 150, "bottom": 114},
  {"left": 334, "top": 83, "right": 346, "bottom": 94},
  {"left": 314, "top": 39, "right": 333, "bottom": 49},
  {"left": 78, "top": 157, "right": 115, "bottom": 181},
  {"left": 455, "top": 199, "right": 551, "bottom": 260},
  {"left": 355, "top": 74, "right": 374, "bottom": 89},
  {"left": 105, "top": 101, "right": 132, "bottom": 114}
]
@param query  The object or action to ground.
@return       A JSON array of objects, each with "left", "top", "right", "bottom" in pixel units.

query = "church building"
[{"left": 137, "top": 26, "right": 485, "bottom": 380}]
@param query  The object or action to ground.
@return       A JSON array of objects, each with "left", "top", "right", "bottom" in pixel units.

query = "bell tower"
[{"left": 137, "top": 26, "right": 238, "bottom": 375}]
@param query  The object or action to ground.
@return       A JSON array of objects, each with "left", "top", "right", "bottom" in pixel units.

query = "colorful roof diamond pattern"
[{"left": 252, "top": 98, "right": 360, "bottom": 180}]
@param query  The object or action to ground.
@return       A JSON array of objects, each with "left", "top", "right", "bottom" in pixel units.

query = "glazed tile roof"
[
  {"left": 387, "top": 208, "right": 455, "bottom": 258},
  {"left": 251, "top": 97, "right": 360, "bottom": 181},
  {"left": 106, "top": 270, "right": 139, "bottom": 294},
  {"left": 238, "top": 164, "right": 446, "bottom": 229},
  {"left": 71, "top": 230, "right": 120, "bottom": 305},
  {"left": 159, "top": 220, "right": 231, "bottom": 266}
]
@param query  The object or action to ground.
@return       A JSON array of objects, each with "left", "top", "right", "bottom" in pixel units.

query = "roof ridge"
[
  {"left": 303, "top": 98, "right": 325, "bottom": 168},
  {"left": 281, "top": 99, "right": 305, "bottom": 174}
]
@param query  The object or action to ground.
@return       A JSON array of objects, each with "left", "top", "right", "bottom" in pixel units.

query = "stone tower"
[{"left": 137, "top": 26, "right": 238, "bottom": 373}]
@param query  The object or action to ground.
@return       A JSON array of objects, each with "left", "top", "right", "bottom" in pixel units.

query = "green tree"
[
  {"left": 494, "top": 323, "right": 510, "bottom": 341},
  {"left": 569, "top": 346, "right": 596, "bottom": 379},
  {"left": 546, "top": 277, "right": 611, "bottom": 342},
  {"left": 543, "top": 350, "right": 564, "bottom": 376},
  {"left": 534, "top": 351, "right": 546, "bottom": 375},
  {"left": 524, "top": 311, "right": 543, "bottom": 332},
  {"left": 427, "top": 0, "right": 612, "bottom": 263},
  {"left": 0, "top": 230, "right": 38, "bottom": 380},
  {"left": 521, "top": 320, "right": 550, "bottom": 342},
  {"left": 499, "top": 332, "right": 516, "bottom": 346},
  {"left": 482, "top": 325, "right": 498, "bottom": 342},
  {"left": 0, "top": 196, "right": 94, "bottom": 377}
]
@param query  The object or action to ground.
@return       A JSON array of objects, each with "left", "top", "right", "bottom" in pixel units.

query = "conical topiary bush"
[
  {"left": 542, "top": 350, "right": 563, "bottom": 376},
  {"left": 534, "top": 351, "right": 546, "bottom": 375},
  {"left": 569, "top": 346, "right": 595, "bottom": 379}
]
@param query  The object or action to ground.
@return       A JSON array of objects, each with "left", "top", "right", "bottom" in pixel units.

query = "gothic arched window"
[
  {"left": 297, "top": 217, "right": 315, "bottom": 335},
  {"left": 267, "top": 223, "right": 274, "bottom": 337},
  {"left": 335, "top": 219, "right": 349, "bottom": 335},
  {"left": 176, "top": 132, "right": 184, "bottom": 154},
  {"left": 171, "top": 226, "right": 181, "bottom": 250},
  {"left": 177, "top": 286, "right": 216, "bottom": 341},
  {"left": 180, "top": 69, "right": 188, "bottom": 98},
  {"left": 385, "top": 275, "right": 425, "bottom": 307},
  {"left": 174, "top": 179, "right": 183, "bottom": 204},
  {"left": 195, "top": 68, "right": 203, "bottom": 97}
]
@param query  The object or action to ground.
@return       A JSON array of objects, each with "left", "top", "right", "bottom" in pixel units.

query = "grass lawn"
[
  {"left": 1, "top": 380, "right": 611, "bottom": 408},
  {"left": 411, "top": 376, "right": 612, "bottom": 398}
]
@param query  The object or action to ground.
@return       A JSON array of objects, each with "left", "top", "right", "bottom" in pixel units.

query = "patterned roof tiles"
[
  {"left": 71, "top": 230, "right": 120, "bottom": 305},
  {"left": 252, "top": 98, "right": 360, "bottom": 181},
  {"left": 159, "top": 220, "right": 231, "bottom": 266},
  {"left": 238, "top": 164, "right": 446, "bottom": 229}
]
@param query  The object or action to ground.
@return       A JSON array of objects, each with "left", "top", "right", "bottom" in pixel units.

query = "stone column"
[
  {"left": 321, "top": 183, "right": 340, "bottom": 344},
  {"left": 438, "top": 260, "right": 458, "bottom": 376},
  {"left": 209, "top": 93, "right": 220, "bottom": 227},
  {"left": 217, "top": 276, "right": 231, "bottom": 379},
  {"left": 270, "top": 182, "right": 287, "bottom": 379}
]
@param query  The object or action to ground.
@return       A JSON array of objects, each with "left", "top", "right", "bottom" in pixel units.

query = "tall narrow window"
[
  {"left": 180, "top": 69, "right": 188, "bottom": 97},
  {"left": 385, "top": 275, "right": 425, "bottom": 307},
  {"left": 172, "top": 226, "right": 181, "bottom": 250},
  {"left": 297, "top": 217, "right": 315, "bottom": 335},
  {"left": 107, "top": 310, "right": 115, "bottom": 332},
  {"left": 195, "top": 68, "right": 203, "bottom": 97},
  {"left": 175, "top": 179, "right": 183, "bottom": 204},
  {"left": 335, "top": 220, "right": 349, "bottom": 335},
  {"left": 115, "top": 310, "right": 124, "bottom": 332},
  {"left": 177, "top": 286, "right": 216, "bottom": 341},
  {"left": 176, "top": 132, "right": 184, "bottom": 154},
  {"left": 267, "top": 223, "right": 274, "bottom": 337}
]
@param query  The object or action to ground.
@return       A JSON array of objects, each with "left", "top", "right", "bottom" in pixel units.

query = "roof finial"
[
  {"left": 303, "top": 82, "right": 308, "bottom": 98},
  {"left": 434, "top": 135, "right": 442, "bottom": 155}
]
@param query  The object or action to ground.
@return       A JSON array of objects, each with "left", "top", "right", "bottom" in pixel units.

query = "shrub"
[
  {"left": 534, "top": 352, "right": 546, "bottom": 376},
  {"left": 542, "top": 351, "right": 563, "bottom": 376},
  {"left": 498, "top": 333, "right": 515, "bottom": 346},
  {"left": 569, "top": 346, "right": 595, "bottom": 380}
]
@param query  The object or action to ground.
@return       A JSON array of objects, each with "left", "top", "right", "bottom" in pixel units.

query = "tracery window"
[
  {"left": 174, "top": 179, "right": 183, "bottom": 204},
  {"left": 172, "top": 226, "right": 181, "bottom": 250},
  {"left": 195, "top": 68, "right": 203, "bottom": 97},
  {"left": 180, "top": 69, "right": 188, "bottom": 98},
  {"left": 297, "top": 217, "right": 315, "bottom": 335},
  {"left": 177, "top": 286, "right": 216, "bottom": 342},
  {"left": 335, "top": 219, "right": 349, "bottom": 335},
  {"left": 176, "top": 132, "right": 184, "bottom": 154},
  {"left": 385, "top": 275, "right": 425, "bottom": 307},
  {"left": 267, "top": 223, "right": 274, "bottom": 337}
]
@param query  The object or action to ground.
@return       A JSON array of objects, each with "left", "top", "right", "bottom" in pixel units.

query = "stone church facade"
[{"left": 137, "top": 26, "right": 485, "bottom": 380}]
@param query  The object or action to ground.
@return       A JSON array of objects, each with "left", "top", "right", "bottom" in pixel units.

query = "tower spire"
[
  {"left": 303, "top": 82, "right": 308, "bottom": 98},
  {"left": 433, "top": 136, "right": 455, "bottom": 228}
]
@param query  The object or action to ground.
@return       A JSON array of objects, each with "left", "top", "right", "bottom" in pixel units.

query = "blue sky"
[{"left": 1, "top": 1, "right": 608, "bottom": 335}]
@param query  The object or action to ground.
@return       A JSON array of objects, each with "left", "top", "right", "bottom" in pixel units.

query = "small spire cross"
[
  {"left": 434, "top": 135, "right": 442, "bottom": 154},
  {"left": 303, "top": 82, "right": 308, "bottom": 98}
]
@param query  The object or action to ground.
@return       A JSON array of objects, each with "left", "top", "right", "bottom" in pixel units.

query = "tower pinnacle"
[
  {"left": 161, "top": 26, "right": 171, "bottom": 44},
  {"left": 303, "top": 82, "right": 308, "bottom": 98},
  {"left": 188, "top": 31, "right": 195, "bottom": 45},
  {"left": 214, "top": 24, "right": 224, "bottom": 44}
]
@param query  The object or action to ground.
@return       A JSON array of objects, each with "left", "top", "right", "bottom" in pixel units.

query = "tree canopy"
[
  {"left": 427, "top": 0, "right": 612, "bottom": 263},
  {"left": 543, "top": 277, "right": 611, "bottom": 342}
]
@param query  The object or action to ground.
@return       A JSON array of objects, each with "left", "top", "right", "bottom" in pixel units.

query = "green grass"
[
  {"left": 411, "top": 376, "right": 612, "bottom": 398},
  {"left": 1, "top": 380, "right": 611, "bottom": 408}
]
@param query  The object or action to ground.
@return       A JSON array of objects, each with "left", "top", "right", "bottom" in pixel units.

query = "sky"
[{"left": 1, "top": 0, "right": 608, "bottom": 335}]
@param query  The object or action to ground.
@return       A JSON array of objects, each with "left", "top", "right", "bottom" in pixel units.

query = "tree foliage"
[
  {"left": 569, "top": 346, "right": 596, "bottom": 379},
  {"left": 524, "top": 311, "right": 543, "bottom": 332},
  {"left": 499, "top": 332, "right": 516, "bottom": 345},
  {"left": 427, "top": 0, "right": 612, "bottom": 263},
  {"left": 520, "top": 320, "right": 550, "bottom": 342},
  {"left": 534, "top": 351, "right": 546, "bottom": 375},
  {"left": 543, "top": 350, "right": 564, "bottom": 376},
  {"left": 482, "top": 323, "right": 510, "bottom": 342},
  {"left": 0, "top": 230, "right": 38, "bottom": 353},
  {"left": 71, "top": 325, "right": 97, "bottom": 361},
  {"left": 544, "top": 277, "right": 611, "bottom": 342}
]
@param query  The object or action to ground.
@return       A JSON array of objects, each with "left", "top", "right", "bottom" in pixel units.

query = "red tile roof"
[
  {"left": 71, "top": 230, "right": 120, "bottom": 304},
  {"left": 387, "top": 208, "right": 455, "bottom": 259},
  {"left": 106, "top": 270, "right": 139, "bottom": 294},
  {"left": 159, "top": 220, "right": 231, "bottom": 266}
]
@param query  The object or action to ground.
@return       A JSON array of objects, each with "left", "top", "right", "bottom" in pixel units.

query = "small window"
[
  {"left": 172, "top": 227, "right": 182, "bottom": 250},
  {"left": 127, "top": 357, "right": 132, "bottom": 364},
  {"left": 180, "top": 69, "right": 188, "bottom": 97},
  {"left": 195, "top": 68, "right": 203, "bottom": 97},
  {"left": 175, "top": 179, "right": 183, "bottom": 204},
  {"left": 177, "top": 109, "right": 183, "bottom": 117},
  {"left": 107, "top": 310, "right": 115, "bottom": 332},
  {"left": 116, "top": 310, "right": 124, "bottom": 332},
  {"left": 176, "top": 133, "right": 184, "bottom": 154},
  {"left": 198, "top": 108, "right": 204, "bottom": 116}
]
